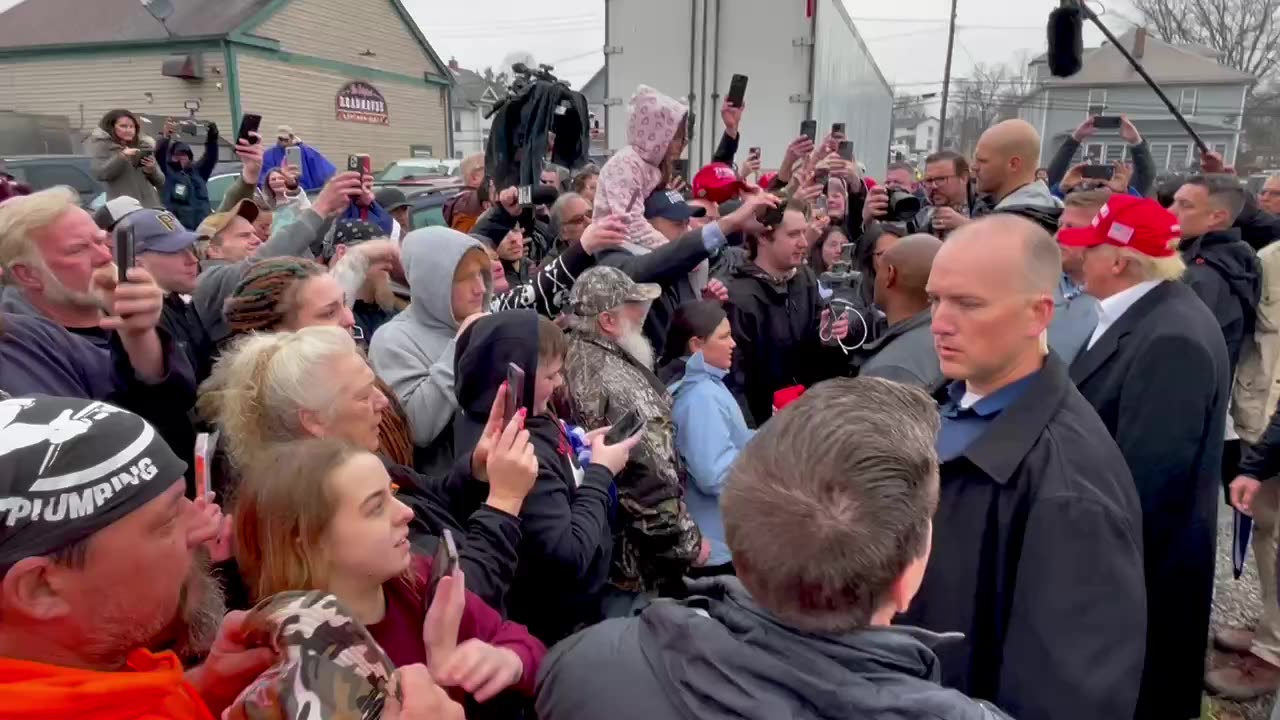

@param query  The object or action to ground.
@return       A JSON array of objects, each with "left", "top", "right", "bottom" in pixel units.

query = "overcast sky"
[
  {"left": 0, "top": 0, "right": 1140, "bottom": 92},
  {"left": 407, "top": 0, "right": 1137, "bottom": 92}
]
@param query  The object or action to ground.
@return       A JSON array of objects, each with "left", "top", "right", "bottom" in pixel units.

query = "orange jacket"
[{"left": 0, "top": 649, "right": 214, "bottom": 719}]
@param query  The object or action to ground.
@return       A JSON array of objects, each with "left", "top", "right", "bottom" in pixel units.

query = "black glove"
[{"left": 205, "top": 122, "right": 219, "bottom": 141}]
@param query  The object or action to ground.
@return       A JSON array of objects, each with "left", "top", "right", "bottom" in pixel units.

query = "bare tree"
[{"left": 1132, "top": 0, "right": 1280, "bottom": 81}]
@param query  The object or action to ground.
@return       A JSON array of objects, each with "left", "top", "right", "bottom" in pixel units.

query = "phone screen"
[
  {"left": 727, "top": 74, "right": 748, "bottom": 107},
  {"left": 800, "top": 120, "right": 817, "bottom": 142},
  {"left": 285, "top": 146, "right": 302, "bottom": 167},
  {"left": 1093, "top": 115, "right": 1122, "bottom": 130},
  {"left": 114, "top": 225, "right": 135, "bottom": 284},
  {"left": 426, "top": 529, "right": 459, "bottom": 601},
  {"left": 604, "top": 409, "right": 645, "bottom": 445},
  {"left": 1083, "top": 164, "right": 1115, "bottom": 180},
  {"left": 194, "top": 432, "right": 213, "bottom": 499},
  {"left": 832, "top": 122, "right": 846, "bottom": 136},
  {"left": 839, "top": 140, "right": 854, "bottom": 161},
  {"left": 237, "top": 113, "right": 262, "bottom": 145},
  {"left": 518, "top": 186, "right": 534, "bottom": 206},
  {"left": 505, "top": 363, "right": 525, "bottom": 425}
]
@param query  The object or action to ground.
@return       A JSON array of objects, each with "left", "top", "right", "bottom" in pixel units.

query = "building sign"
[{"left": 336, "top": 82, "right": 389, "bottom": 125}]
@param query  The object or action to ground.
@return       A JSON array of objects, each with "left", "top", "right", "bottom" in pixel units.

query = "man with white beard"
[{"left": 563, "top": 266, "right": 707, "bottom": 615}]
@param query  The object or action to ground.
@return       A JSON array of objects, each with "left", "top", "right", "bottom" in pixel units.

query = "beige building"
[{"left": 0, "top": 0, "right": 454, "bottom": 169}]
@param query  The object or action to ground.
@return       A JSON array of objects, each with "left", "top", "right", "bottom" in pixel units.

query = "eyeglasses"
[
  {"left": 1261, "top": 189, "right": 1280, "bottom": 198},
  {"left": 922, "top": 175, "right": 957, "bottom": 186}
]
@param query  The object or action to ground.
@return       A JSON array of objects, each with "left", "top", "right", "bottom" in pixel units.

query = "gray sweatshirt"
[
  {"left": 369, "top": 227, "right": 491, "bottom": 454},
  {"left": 192, "top": 209, "right": 325, "bottom": 344}
]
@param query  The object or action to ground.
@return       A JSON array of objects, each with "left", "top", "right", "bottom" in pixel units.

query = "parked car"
[
  {"left": 405, "top": 186, "right": 462, "bottom": 231},
  {"left": 1, "top": 155, "right": 102, "bottom": 206},
  {"left": 377, "top": 158, "right": 456, "bottom": 184}
]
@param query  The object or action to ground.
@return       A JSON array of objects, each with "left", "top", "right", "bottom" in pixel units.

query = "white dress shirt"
[{"left": 1086, "top": 280, "right": 1161, "bottom": 351}]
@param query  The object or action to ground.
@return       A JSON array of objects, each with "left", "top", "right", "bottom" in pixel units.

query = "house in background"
[
  {"left": 448, "top": 59, "right": 504, "bottom": 158},
  {"left": 0, "top": 0, "right": 452, "bottom": 169},
  {"left": 1018, "top": 28, "right": 1252, "bottom": 173},
  {"left": 890, "top": 116, "right": 939, "bottom": 165}
]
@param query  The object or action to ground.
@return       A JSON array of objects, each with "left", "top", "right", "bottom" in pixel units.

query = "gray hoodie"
[
  {"left": 536, "top": 577, "right": 1011, "bottom": 720},
  {"left": 368, "top": 227, "right": 490, "bottom": 456},
  {"left": 993, "top": 179, "right": 1063, "bottom": 211}
]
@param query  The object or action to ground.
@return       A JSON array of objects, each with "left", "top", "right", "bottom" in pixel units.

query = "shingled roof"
[
  {"left": 0, "top": 0, "right": 271, "bottom": 49},
  {"left": 1035, "top": 29, "right": 1253, "bottom": 87}
]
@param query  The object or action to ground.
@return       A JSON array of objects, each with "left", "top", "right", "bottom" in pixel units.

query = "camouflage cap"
[{"left": 569, "top": 266, "right": 661, "bottom": 317}]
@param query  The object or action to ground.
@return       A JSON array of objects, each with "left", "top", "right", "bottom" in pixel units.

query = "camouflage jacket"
[
  {"left": 564, "top": 331, "right": 702, "bottom": 593},
  {"left": 225, "top": 591, "right": 395, "bottom": 720}
]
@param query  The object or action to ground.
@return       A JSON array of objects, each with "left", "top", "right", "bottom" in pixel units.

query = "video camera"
[{"left": 818, "top": 242, "right": 872, "bottom": 351}]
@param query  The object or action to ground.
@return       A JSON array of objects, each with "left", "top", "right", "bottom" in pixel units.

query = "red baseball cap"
[
  {"left": 693, "top": 162, "right": 748, "bottom": 203},
  {"left": 1057, "top": 194, "right": 1180, "bottom": 258}
]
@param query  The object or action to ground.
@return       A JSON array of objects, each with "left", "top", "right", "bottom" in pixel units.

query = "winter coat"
[
  {"left": 192, "top": 211, "right": 327, "bottom": 345},
  {"left": 0, "top": 291, "right": 197, "bottom": 493},
  {"left": 596, "top": 224, "right": 722, "bottom": 357},
  {"left": 159, "top": 292, "right": 215, "bottom": 386},
  {"left": 1070, "top": 280, "right": 1230, "bottom": 720},
  {"left": 87, "top": 127, "right": 164, "bottom": 208},
  {"left": 453, "top": 310, "right": 615, "bottom": 642},
  {"left": 156, "top": 132, "right": 218, "bottom": 231},
  {"left": 724, "top": 261, "right": 845, "bottom": 426},
  {"left": 563, "top": 330, "right": 702, "bottom": 594},
  {"left": 369, "top": 227, "right": 490, "bottom": 476},
  {"left": 592, "top": 85, "right": 687, "bottom": 248},
  {"left": 901, "top": 354, "right": 1147, "bottom": 720},
  {"left": 667, "top": 351, "right": 753, "bottom": 567},
  {"left": 260, "top": 142, "right": 335, "bottom": 193},
  {"left": 537, "top": 577, "right": 1013, "bottom": 720},
  {"left": 970, "top": 181, "right": 1064, "bottom": 236},
  {"left": 856, "top": 310, "right": 943, "bottom": 392},
  {"left": 1180, "top": 227, "right": 1263, "bottom": 376},
  {"left": 1233, "top": 241, "right": 1280, "bottom": 443}
]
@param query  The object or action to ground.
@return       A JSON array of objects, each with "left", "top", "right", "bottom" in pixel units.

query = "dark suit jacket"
[
  {"left": 900, "top": 354, "right": 1146, "bottom": 720},
  {"left": 1070, "top": 279, "right": 1230, "bottom": 720}
]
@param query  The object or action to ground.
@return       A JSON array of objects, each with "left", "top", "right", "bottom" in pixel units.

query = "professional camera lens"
[{"left": 886, "top": 189, "right": 922, "bottom": 221}]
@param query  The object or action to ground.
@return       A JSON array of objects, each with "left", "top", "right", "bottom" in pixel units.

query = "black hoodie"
[
  {"left": 1180, "top": 227, "right": 1262, "bottom": 374},
  {"left": 725, "top": 261, "right": 845, "bottom": 426},
  {"left": 1235, "top": 193, "right": 1280, "bottom": 252},
  {"left": 454, "top": 310, "right": 615, "bottom": 642},
  {"left": 536, "top": 577, "right": 1012, "bottom": 720}
]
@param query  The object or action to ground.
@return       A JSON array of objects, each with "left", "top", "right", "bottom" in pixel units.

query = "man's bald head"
[
  {"left": 974, "top": 120, "right": 1043, "bottom": 199},
  {"left": 882, "top": 233, "right": 941, "bottom": 294},
  {"left": 945, "top": 214, "right": 1060, "bottom": 295}
]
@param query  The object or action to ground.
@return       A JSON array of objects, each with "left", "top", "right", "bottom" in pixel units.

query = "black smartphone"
[
  {"left": 604, "top": 409, "right": 645, "bottom": 445},
  {"left": 114, "top": 224, "right": 135, "bottom": 284},
  {"left": 1083, "top": 164, "right": 1115, "bottom": 180},
  {"left": 749, "top": 146, "right": 761, "bottom": 158},
  {"left": 426, "top": 529, "right": 459, "bottom": 601},
  {"left": 505, "top": 363, "right": 525, "bottom": 424},
  {"left": 839, "top": 140, "right": 854, "bottom": 161},
  {"left": 136, "top": 149, "right": 153, "bottom": 160},
  {"left": 1092, "top": 115, "right": 1122, "bottom": 130},
  {"left": 800, "top": 120, "right": 817, "bottom": 142},
  {"left": 517, "top": 185, "right": 534, "bottom": 206},
  {"left": 347, "top": 154, "right": 372, "bottom": 176},
  {"left": 727, "top": 74, "right": 748, "bottom": 107},
  {"left": 832, "top": 122, "right": 846, "bottom": 136},
  {"left": 236, "top": 113, "right": 262, "bottom": 145}
]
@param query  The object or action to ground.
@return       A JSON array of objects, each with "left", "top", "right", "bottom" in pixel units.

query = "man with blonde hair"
[{"left": 1062, "top": 194, "right": 1231, "bottom": 720}]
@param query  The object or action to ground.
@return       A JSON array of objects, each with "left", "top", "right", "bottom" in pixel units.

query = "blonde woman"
[{"left": 199, "top": 326, "right": 538, "bottom": 610}]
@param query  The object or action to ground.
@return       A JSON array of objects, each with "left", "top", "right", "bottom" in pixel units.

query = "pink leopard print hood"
[{"left": 592, "top": 85, "right": 688, "bottom": 247}]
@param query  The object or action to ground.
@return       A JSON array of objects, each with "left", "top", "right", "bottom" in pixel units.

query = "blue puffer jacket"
[{"left": 668, "top": 351, "right": 754, "bottom": 566}]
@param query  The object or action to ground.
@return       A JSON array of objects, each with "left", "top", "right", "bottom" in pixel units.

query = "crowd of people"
[{"left": 3, "top": 81, "right": 1280, "bottom": 720}]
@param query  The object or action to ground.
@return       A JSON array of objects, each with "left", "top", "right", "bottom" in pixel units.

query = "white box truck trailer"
[{"left": 603, "top": 0, "right": 893, "bottom": 180}]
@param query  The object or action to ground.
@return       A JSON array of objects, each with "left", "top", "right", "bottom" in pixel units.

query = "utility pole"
[{"left": 937, "top": 0, "right": 959, "bottom": 150}]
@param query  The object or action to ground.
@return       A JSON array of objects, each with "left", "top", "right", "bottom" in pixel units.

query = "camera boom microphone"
[{"left": 1047, "top": 2, "right": 1084, "bottom": 77}]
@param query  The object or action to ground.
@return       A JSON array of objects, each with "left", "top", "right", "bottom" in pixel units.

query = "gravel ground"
[{"left": 1207, "top": 497, "right": 1275, "bottom": 720}]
